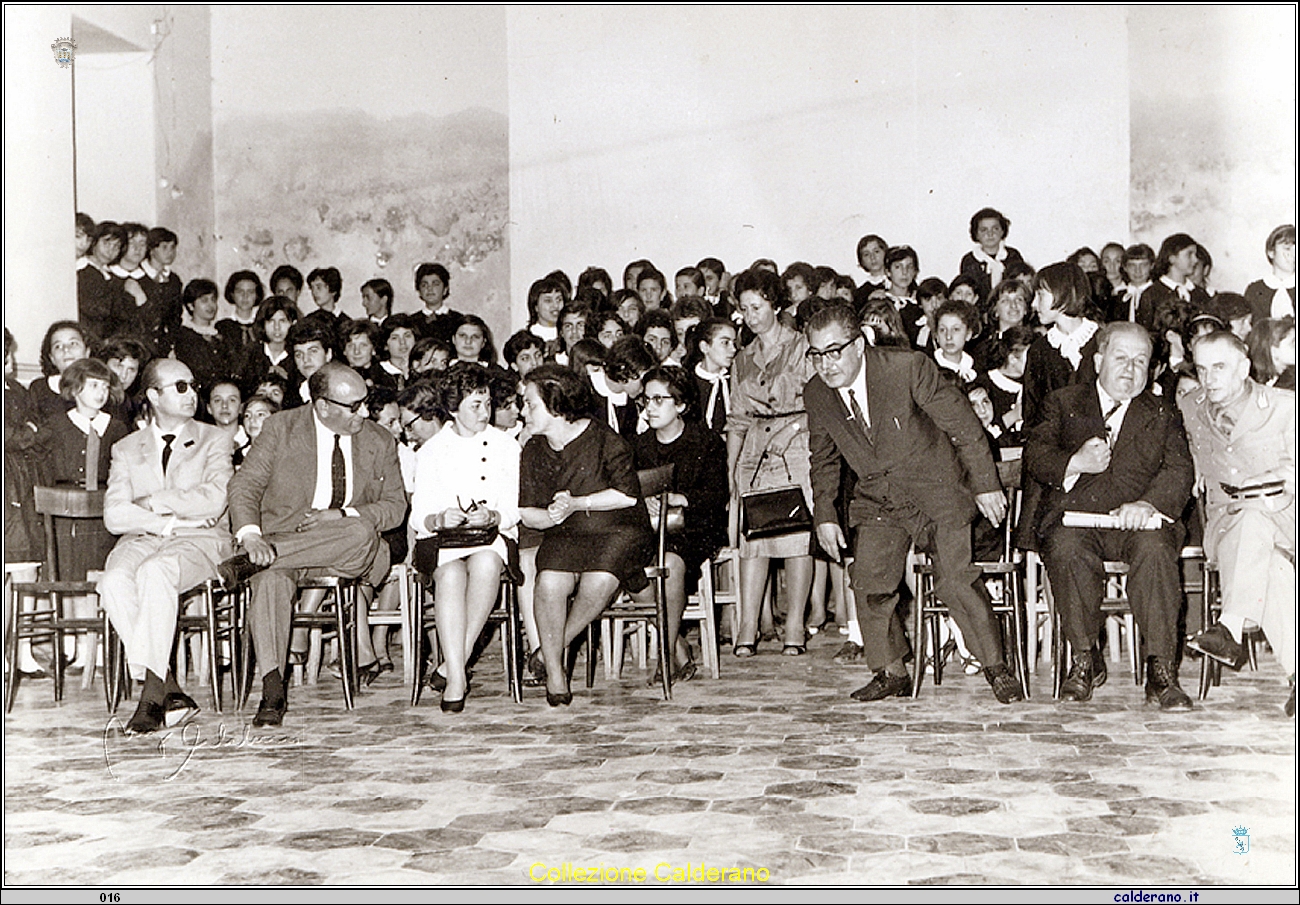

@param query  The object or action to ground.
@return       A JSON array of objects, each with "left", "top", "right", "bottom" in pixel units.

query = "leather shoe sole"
[
  {"left": 1186, "top": 626, "right": 1249, "bottom": 671},
  {"left": 850, "top": 673, "right": 911, "bottom": 702}
]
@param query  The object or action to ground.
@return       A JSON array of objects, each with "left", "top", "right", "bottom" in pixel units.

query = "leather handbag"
[
  {"left": 412, "top": 525, "right": 500, "bottom": 576},
  {"left": 740, "top": 485, "right": 812, "bottom": 539},
  {"left": 738, "top": 421, "right": 812, "bottom": 540}
]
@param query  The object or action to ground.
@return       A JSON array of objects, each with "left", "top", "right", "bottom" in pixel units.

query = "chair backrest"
[
  {"left": 636, "top": 464, "right": 673, "bottom": 499},
  {"left": 34, "top": 486, "right": 104, "bottom": 519}
]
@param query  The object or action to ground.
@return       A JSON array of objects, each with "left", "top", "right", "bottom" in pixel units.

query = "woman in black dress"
[
  {"left": 216, "top": 270, "right": 265, "bottom": 356},
  {"left": 633, "top": 366, "right": 728, "bottom": 680},
  {"left": 235, "top": 296, "right": 299, "bottom": 398},
  {"left": 29, "top": 321, "right": 91, "bottom": 426},
  {"left": 519, "top": 364, "right": 654, "bottom": 705}
]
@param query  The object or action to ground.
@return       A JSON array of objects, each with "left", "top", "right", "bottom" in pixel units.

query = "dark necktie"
[
  {"left": 84, "top": 428, "right": 100, "bottom": 491},
  {"left": 161, "top": 433, "right": 175, "bottom": 474},
  {"left": 1102, "top": 401, "right": 1122, "bottom": 448},
  {"left": 846, "top": 388, "right": 868, "bottom": 432},
  {"left": 1210, "top": 403, "right": 1235, "bottom": 436},
  {"left": 329, "top": 434, "right": 346, "bottom": 510}
]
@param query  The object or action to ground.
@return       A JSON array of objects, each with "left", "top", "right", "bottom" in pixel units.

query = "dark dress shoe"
[
  {"left": 163, "top": 692, "right": 201, "bottom": 728},
  {"left": 1060, "top": 653, "right": 1096, "bottom": 702},
  {"left": 850, "top": 671, "right": 911, "bottom": 702},
  {"left": 1186, "top": 623, "right": 1249, "bottom": 670},
  {"left": 545, "top": 689, "right": 573, "bottom": 707},
  {"left": 252, "top": 697, "right": 287, "bottom": 727},
  {"left": 125, "top": 700, "right": 166, "bottom": 735},
  {"left": 984, "top": 664, "right": 1024, "bottom": 704},
  {"left": 216, "top": 552, "right": 271, "bottom": 588},
  {"left": 440, "top": 694, "right": 466, "bottom": 713},
  {"left": 1144, "top": 656, "right": 1193, "bottom": 712},
  {"left": 833, "top": 642, "right": 864, "bottom": 665}
]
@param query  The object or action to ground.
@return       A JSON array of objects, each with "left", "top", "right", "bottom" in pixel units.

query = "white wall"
[
  {"left": 73, "top": 51, "right": 157, "bottom": 227},
  {"left": 507, "top": 6, "right": 1130, "bottom": 320},
  {"left": 3, "top": 5, "right": 77, "bottom": 378}
]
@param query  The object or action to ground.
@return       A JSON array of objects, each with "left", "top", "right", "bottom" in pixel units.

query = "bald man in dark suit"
[{"left": 226, "top": 362, "right": 406, "bottom": 726}]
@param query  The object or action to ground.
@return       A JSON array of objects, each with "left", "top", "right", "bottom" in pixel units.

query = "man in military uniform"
[{"left": 1180, "top": 330, "right": 1296, "bottom": 716}]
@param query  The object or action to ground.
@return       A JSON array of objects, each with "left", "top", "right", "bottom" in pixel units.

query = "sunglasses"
[
  {"left": 152, "top": 379, "right": 194, "bottom": 395},
  {"left": 323, "top": 396, "right": 367, "bottom": 414}
]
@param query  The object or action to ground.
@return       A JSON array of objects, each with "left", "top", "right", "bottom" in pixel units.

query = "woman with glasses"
[
  {"left": 519, "top": 364, "right": 654, "bottom": 705},
  {"left": 633, "top": 366, "right": 728, "bottom": 681},
  {"left": 409, "top": 363, "right": 519, "bottom": 711},
  {"left": 727, "top": 268, "right": 817, "bottom": 657}
]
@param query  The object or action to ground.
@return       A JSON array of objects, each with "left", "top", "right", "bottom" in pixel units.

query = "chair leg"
[
  {"left": 1011, "top": 570, "right": 1030, "bottom": 699},
  {"left": 911, "top": 576, "right": 927, "bottom": 699},
  {"left": 204, "top": 585, "right": 223, "bottom": 713},
  {"left": 656, "top": 575, "right": 672, "bottom": 701},
  {"left": 505, "top": 582, "right": 524, "bottom": 704},
  {"left": 4, "top": 585, "right": 23, "bottom": 714},
  {"left": 336, "top": 586, "right": 356, "bottom": 710},
  {"left": 585, "top": 624, "right": 597, "bottom": 689}
]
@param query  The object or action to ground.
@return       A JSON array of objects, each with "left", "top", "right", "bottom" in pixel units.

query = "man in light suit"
[
  {"left": 99, "top": 358, "right": 233, "bottom": 734},
  {"left": 803, "top": 302, "right": 1023, "bottom": 705},
  {"left": 1180, "top": 330, "right": 1296, "bottom": 716},
  {"left": 226, "top": 362, "right": 405, "bottom": 726},
  {"left": 1025, "top": 321, "right": 1195, "bottom": 710}
]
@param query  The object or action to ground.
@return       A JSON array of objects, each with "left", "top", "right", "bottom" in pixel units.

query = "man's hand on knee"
[
  {"left": 297, "top": 508, "right": 344, "bottom": 532},
  {"left": 243, "top": 534, "right": 277, "bottom": 567}
]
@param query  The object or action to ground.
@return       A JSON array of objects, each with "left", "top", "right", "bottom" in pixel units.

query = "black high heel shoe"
[
  {"left": 545, "top": 689, "right": 572, "bottom": 707},
  {"left": 440, "top": 695, "right": 466, "bottom": 713}
]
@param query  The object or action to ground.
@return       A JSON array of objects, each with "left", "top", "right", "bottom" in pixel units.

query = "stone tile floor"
[{"left": 4, "top": 628, "right": 1295, "bottom": 888}]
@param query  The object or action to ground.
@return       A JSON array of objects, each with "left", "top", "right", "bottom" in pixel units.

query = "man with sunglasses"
[
  {"left": 227, "top": 362, "right": 405, "bottom": 726},
  {"left": 802, "top": 302, "right": 1023, "bottom": 705},
  {"left": 99, "top": 359, "right": 233, "bottom": 734}
]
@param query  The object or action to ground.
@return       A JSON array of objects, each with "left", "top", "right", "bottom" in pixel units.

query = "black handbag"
[
  {"left": 412, "top": 525, "right": 500, "bottom": 576},
  {"left": 739, "top": 422, "right": 812, "bottom": 540}
]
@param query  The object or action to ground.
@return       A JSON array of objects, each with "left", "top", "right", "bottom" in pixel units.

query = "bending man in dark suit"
[
  {"left": 100, "top": 358, "right": 232, "bottom": 734},
  {"left": 804, "top": 302, "right": 1023, "bottom": 705},
  {"left": 227, "top": 362, "right": 406, "bottom": 726},
  {"left": 1025, "top": 321, "right": 1195, "bottom": 710}
]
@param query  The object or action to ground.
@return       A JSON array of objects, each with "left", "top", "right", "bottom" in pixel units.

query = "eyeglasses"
[
  {"left": 401, "top": 415, "right": 421, "bottom": 433},
  {"left": 635, "top": 393, "right": 676, "bottom": 410},
  {"left": 152, "top": 379, "right": 193, "bottom": 395},
  {"left": 805, "top": 337, "right": 860, "bottom": 364},
  {"left": 323, "top": 396, "right": 367, "bottom": 414}
]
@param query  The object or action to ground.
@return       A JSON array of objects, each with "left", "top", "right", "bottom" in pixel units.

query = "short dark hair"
[
  {"left": 730, "top": 268, "right": 785, "bottom": 313},
  {"left": 76, "top": 212, "right": 96, "bottom": 235},
  {"left": 577, "top": 266, "right": 613, "bottom": 299},
  {"left": 933, "top": 300, "right": 981, "bottom": 335},
  {"left": 503, "top": 329, "right": 545, "bottom": 367},
  {"left": 454, "top": 314, "right": 497, "bottom": 364},
  {"left": 969, "top": 207, "right": 1010, "bottom": 242},
  {"left": 884, "top": 245, "right": 918, "bottom": 271},
  {"left": 203, "top": 377, "right": 242, "bottom": 407},
  {"left": 525, "top": 363, "right": 592, "bottom": 422},
  {"left": 183, "top": 278, "right": 220, "bottom": 313},
  {"left": 606, "top": 336, "right": 657, "bottom": 384},
  {"left": 675, "top": 267, "right": 705, "bottom": 293},
  {"left": 342, "top": 318, "right": 383, "bottom": 347},
  {"left": 696, "top": 257, "right": 726, "bottom": 279},
  {"left": 916, "top": 277, "right": 949, "bottom": 304},
  {"left": 527, "top": 277, "right": 568, "bottom": 324},
  {"left": 669, "top": 295, "right": 711, "bottom": 323},
  {"left": 567, "top": 338, "right": 607, "bottom": 374},
  {"left": 146, "top": 226, "right": 177, "bottom": 251},
  {"left": 804, "top": 301, "right": 861, "bottom": 340},
  {"left": 986, "top": 325, "right": 1037, "bottom": 369},
  {"left": 610, "top": 289, "right": 645, "bottom": 323},
  {"left": 397, "top": 380, "right": 448, "bottom": 423},
  {"left": 1266, "top": 224, "right": 1296, "bottom": 258},
  {"left": 781, "top": 262, "right": 817, "bottom": 293},
  {"left": 546, "top": 269, "right": 573, "bottom": 301},
  {"left": 306, "top": 267, "right": 342, "bottom": 298},
  {"left": 1123, "top": 243, "right": 1155, "bottom": 267},
  {"left": 270, "top": 264, "right": 304, "bottom": 293},
  {"left": 1212, "top": 292, "right": 1252, "bottom": 324},
  {"left": 94, "top": 336, "right": 150, "bottom": 369},
  {"left": 636, "top": 267, "right": 666, "bottom": 292},
  {"left": 361, "top": 278, "right": 394, "bottom": 315},
  {"left": 1067, "top": 247, "right": 1099, "bottom": 269},
  {"left": 1153, "top": 233, "right": 1198, "bottom": 279},
  {"left": 380, "top": 313, "right": 421, "bottom": 354},
  {"left": 224, "top": 270, "right": 265, "bottom": 307},
  {"left": 59, "top": 357, "right": 123, "bottom": 406},
  {"left": 411, "top": 336, "right": 452, "bottom": 368},
  {"left": 254, "top": 296, "right": 301, "bottom": 341},
  {"left": 121, "top": 222, "right": 149, "bottom": 245},
  {"left": 287, "top": 318, "right": 335, "bottom": 353},
  {"left": 1032, "top": 262, "right": 1093, "bottom": 318},
  {"left": 440, "top": 360, "right": 493, "bottom": 413},
  {"left": 858, "top": 299, "right": 907, "bottom": 343},
  {"left": 639, "top": 309, "right": 678, "bottom": 350},
  {"left": 856, "top": 234, "right": 887, "bottom": 267},
  {"left": 91, "top": 221, "right": 126, "bottom": 263},
  {"left": 415, "top": 262, "right": 451, "bottom": 292},
  {"left": 586, "top": 311, "right": 630, "bottom": 343},
  {"left": 642, "top": 364, "right": 700, "bottom": 422},
  {"left": 367, "top": 384, "right": 398, "bottom": 417},
  {"left": 1247, "top": 316, "right": 1295, "bottom": 383}
]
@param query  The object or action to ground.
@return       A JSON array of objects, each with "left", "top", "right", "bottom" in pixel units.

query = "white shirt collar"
[
  {"left": 987, "top": 369, "right": 1022, "bottom": 395},
  {"left": 67, "top": 410, "right": 111, "bottom": 437},
  {"left": 835, "top": 357, "right": 870, "bottom": 428}
]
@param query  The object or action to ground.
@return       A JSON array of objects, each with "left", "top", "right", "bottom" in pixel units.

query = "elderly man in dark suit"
[
  {"left": 804, "top": 302, "right": 1023, "bottom": 705},
  {"left": 99, "top": 358, "right": 232, "bottom": 734},
  {"left": 226, "top": 362, "right": 406, "bottom": 726},
  {"left": 1025, "top": 321, "right": 1195, "bottom": 710}
]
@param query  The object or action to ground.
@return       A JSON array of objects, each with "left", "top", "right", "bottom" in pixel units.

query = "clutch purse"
[
  {"left": 740, "top": 486, "right": 812, "bottom": 540},
  {"left": 412, "top": 525, "right": 500, "bottom": 576}
]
